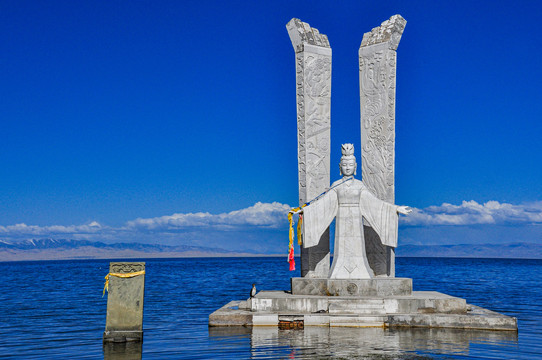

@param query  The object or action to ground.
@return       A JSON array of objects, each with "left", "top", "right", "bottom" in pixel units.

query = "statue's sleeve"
[
  {"left": 302, "top": 190, "right": 338, "bottom": 248},
  {"left": 359, "top": 188, "right": 399, "bottom": 248}
]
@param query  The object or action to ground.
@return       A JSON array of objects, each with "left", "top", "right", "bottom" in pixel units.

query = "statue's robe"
[{"left": 302, "top": 177, "right": 398, "bottom": 278}]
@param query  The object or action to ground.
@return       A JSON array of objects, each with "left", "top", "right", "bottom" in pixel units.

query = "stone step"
[
  {"left": 252, "top": 313, "right": 389, "bottom": 327},
  {"left": 251, "top": 291, "right": 467, "bottom": 315},
  {"left": 329, "top": 315, "right": 388, "bottom": 327},
  {"left": 328, "top": 299, "right": 386, "bottom": 315}
]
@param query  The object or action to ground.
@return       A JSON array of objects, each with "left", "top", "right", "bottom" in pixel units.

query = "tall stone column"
[
  {"left": 359, "top": 15, "right": 406, "bottom": 277},
  {"left": 286, "top": 19, "right": 331, "bottom": 278}
]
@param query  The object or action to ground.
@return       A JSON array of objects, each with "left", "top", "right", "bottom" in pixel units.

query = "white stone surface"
[
  {"left": 287, "top": 18, "right": 332, "bottom": 278},
  {"left": 329, "top": 315, "right": 387, "bottom": 327},
  {"left": 360, "top": 15, "right": 406, "bottom": 50},
  {"left": 302, "top": 145, "right": 402, "bottom": 279},
  {"left": 252, "top": 314, "right": 278, "bottom": 326},
  {"left": 328, "top": 299, "right": 385, "bottom": 314},
  {"left": 304, "top": 314, "right": 330, "bottom": 326},
  {"left": 359, "top": 15, "right": 406, "bottom": 277}
]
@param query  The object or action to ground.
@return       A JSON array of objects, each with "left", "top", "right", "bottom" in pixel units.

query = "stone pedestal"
[
  {"left": 210, "top": 276, "right": 517, "bottom": 331},
  {"left": 210, "top": 287, "right": 517, "bottom": 331},
  {"left": 359, "top": 15, "right": 407, "bottom": 277},
  {"left": 287, "top": 18, "right": 332, "bottom": 278},
  {"left": 103, "top": 262, "right": 145, "bottom": 343},
  {"left": 291, "top": 277, "right": 412, "bottom": 296}
]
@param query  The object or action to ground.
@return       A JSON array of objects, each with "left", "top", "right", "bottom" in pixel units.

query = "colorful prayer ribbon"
[
  {"left": 286, "top": 178, "right": 353, "bottom": 271},
  {"left": 287, "top": 205, "right": 305, "bottom": 271}
]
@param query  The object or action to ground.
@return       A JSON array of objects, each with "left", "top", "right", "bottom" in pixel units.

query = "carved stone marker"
[
  {"left": 103, "top": 262, "right": 145, "bottom": 343},
  {"left": 286, "top": 18, "right": 332, "bottom": 278},
  {"left": 359, "top": 15, "right": 406, "bottom": 277}
]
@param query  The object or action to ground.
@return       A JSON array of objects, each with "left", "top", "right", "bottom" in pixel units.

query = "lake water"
[{"left": 0, "top": 257, "right": 540, "bottom": 359}]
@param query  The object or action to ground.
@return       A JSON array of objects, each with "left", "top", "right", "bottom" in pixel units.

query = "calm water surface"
[{"left": 0, "top": 257, "right": 540, "bottom": 359}]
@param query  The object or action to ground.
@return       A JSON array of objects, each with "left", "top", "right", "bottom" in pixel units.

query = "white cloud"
[
  {"left": 0, "top": 221, "right": 103, "bottom": 236},
  {"left": 401, "top": 200, "right": 542, "bottom": 226},
  {"left": 125, "top": 201, "right": 291, "bottom": 230},
  {"left": 2, "top": 200, "right": 542, "bottom": 244},
  {"left": 0, "top": 202, "right": 293, "bottom": 242}
]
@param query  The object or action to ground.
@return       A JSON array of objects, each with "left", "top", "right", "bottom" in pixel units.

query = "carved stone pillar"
[
  {"left": 286, "top": 19, "right": 331, "bottom": 278},
  {"left": 359, "top": 15, "right": 406, "bottom": 277}
]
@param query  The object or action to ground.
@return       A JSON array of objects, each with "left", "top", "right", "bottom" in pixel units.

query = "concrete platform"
[{"left": 209, "top": 291, "right": 517, "bottom": 331}]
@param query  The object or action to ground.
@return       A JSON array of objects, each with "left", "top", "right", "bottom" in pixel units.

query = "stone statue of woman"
[{"left": 301, "top": 144, "right": 411, "bottom": 279}]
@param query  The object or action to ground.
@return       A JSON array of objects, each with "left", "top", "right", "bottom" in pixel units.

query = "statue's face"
[{"left": 340, "top": 158, "right": 356, "bottom": 176}]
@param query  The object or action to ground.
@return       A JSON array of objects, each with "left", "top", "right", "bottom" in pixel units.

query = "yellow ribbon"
[{"left": 103, "top": 270, "right": 145, "bottom": 297}]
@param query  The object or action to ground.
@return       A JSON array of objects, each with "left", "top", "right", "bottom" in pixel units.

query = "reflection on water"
[
  {"left": 103, "top": 341, "right": 142, "bottom": 360},
  {"left": 209, "top": 327, "right": 518, "bottom": 359},
  {"left": 102, "top": 326, "right": 519, "bottom": 360}
]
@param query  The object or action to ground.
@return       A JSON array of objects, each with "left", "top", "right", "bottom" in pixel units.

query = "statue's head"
[{"left": 340, "top": 143, "right": 356, "bottom": 177}]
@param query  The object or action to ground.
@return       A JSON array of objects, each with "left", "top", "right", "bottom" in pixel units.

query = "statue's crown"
[{"left": 341, "top": 143, "right": 355, "bottom": 157}]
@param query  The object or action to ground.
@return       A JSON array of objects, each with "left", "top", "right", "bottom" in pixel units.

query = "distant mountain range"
[
  {"left": 0, "top": 238, "right": 259, "bottom": 262},
  {"left": 396, "top": 242, "right": 542, "bottom": 259},
  {"left": 0, "top": 238, "right": 541, "bottom": 262}
]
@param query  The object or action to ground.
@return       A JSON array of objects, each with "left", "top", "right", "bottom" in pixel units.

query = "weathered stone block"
[{"left": 103, "top": 262, "right": 145, "bottom": 342}]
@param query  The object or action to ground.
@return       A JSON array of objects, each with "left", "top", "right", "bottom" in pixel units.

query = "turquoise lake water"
[{"left": 0, "top": 257, "right": 540, "bottom": 359}]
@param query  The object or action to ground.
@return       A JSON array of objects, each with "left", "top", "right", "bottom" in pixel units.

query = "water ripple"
[{"left": 0, "top": 257, "right": 539, "bottom": 359}]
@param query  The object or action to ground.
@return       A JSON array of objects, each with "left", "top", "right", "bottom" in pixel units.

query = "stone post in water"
[
  {"left": 103, "top": 262, "right": 145, "bottom": 343},
  {"left": 286, "top": 19, "right": 332, "bottom": 278},
  {"left": 359, "top": 15, "right": 406, "bottom": 277}
]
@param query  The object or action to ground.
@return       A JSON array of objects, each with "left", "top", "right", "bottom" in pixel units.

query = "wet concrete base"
[{"left": 209, "top": 279, "right": 517, "bottom": 331}]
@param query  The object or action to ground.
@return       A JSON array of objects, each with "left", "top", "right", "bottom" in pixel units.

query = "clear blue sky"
[{"left": 1, "top": 1, "right": 542, "bottom": 251}]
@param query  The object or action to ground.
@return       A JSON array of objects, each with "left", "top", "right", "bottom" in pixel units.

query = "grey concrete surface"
[{"left": 291, "top": 277, "right": 412, "bottom": 296}]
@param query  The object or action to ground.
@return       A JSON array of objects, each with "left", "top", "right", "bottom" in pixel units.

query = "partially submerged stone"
[{"left": 103, "top": 262, "right": 145, "bottom": 343}]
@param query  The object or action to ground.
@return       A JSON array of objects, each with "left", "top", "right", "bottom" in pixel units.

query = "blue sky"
[{"left": 1, "top": 1, "right": 542, "bottom": 252}]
